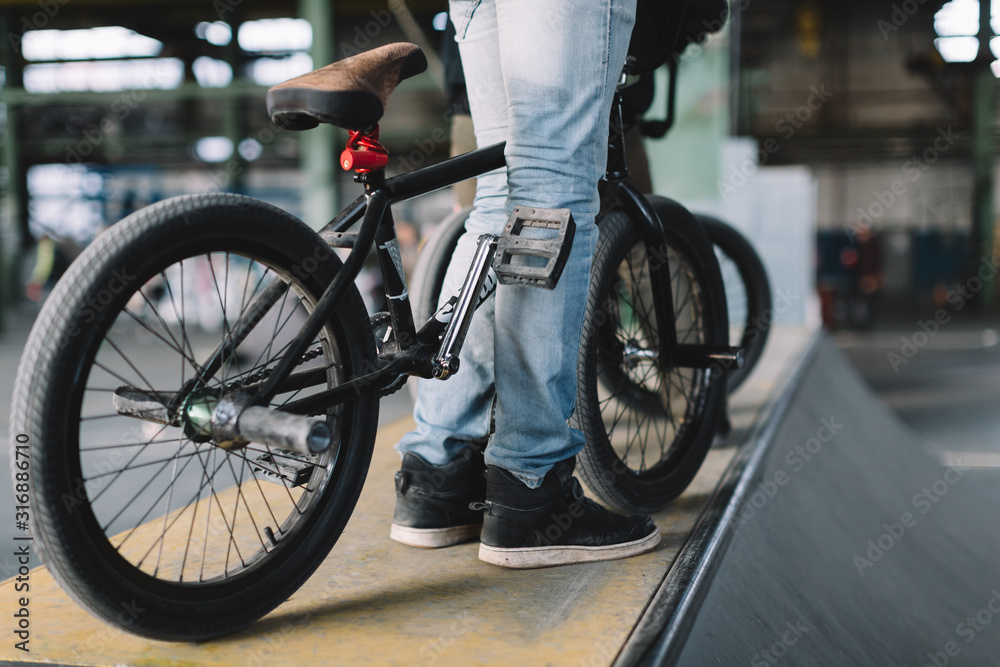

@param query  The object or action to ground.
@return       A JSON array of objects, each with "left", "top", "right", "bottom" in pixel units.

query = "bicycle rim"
[{"left": 71, "top": 250, "right": 344, "bottom": 585}]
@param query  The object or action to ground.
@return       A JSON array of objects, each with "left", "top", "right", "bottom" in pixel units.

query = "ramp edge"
[{"left": 614, "top": 332, "right": 825, "bottom": 667}]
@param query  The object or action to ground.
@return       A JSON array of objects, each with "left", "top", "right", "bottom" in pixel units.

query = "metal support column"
[
  {"left": 0, "top": 10, "right": 29, "bottom": 325},
  {"left": 972, "top": 0, "right": 996, "bottom": 306},
  {"left": 298, "top": 0, "right": 337, "bottom": 229},
  {"left": 223, "top": 12, "right": 247, "bottom": 193}
]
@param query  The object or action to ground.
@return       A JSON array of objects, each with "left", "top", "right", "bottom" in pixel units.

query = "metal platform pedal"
[
  {"left": 492, "top": 206, "right": 576, "bottom": 289},
  {"left": 251, "top": 450, "right": 319, "bottom": 487}
]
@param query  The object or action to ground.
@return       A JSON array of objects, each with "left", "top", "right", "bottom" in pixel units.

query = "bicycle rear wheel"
[
  {"left": 11, "top": 194, "right": 378, "bottom": 640},
  {"left": 575, "top": 196, "right": 728, "bottom": 513},
  {"left": 696, "top": 214, "right": 772, "bottom": 393}
]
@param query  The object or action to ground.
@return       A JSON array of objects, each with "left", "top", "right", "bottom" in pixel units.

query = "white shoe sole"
[
  {"left": 478, "top": 527, "right": 661, "bottom": 568},
  {"left": 390, "top": 523, "right": 482, "bottom": 548}
]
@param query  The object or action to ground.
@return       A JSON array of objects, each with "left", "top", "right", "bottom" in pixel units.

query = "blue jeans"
[{"left": 396, "top": 0, "right": 637, "bottom": 487}]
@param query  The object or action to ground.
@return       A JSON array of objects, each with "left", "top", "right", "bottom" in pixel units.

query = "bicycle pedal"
[
  {"left": 251, "top": 451, "right": 318, "bottom": 487},
  {"left": 492, "top": 206, "right": 575, "bottom": 289}
]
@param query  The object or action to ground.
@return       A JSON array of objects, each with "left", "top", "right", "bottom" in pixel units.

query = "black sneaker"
[
  {"left": 390, "top": 446, "right": 486, "bottom": 548},
  {"left": 476, "top": 459, "right": 660, "bottom": 568}
]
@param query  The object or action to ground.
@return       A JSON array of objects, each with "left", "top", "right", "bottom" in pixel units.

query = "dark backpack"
[
  {"left": 679, "top": 0, "right": 730, "bottom": 48},
  {"left": 622, "top": 1, "right": 729, "bottom": 118},
  {"left": 630, "top": 0, "right": 730, "bottom": 71}
]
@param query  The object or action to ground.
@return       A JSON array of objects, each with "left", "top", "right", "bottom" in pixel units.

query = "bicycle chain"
[
  {"left": 223, "top": 345, "right": 409, "bottom": 408},
  {"left": 222, "top": 345, "right": 325, "bottom": 395},
  {"left": 222, "top": 340, "right": 405, "bottom": 404}
]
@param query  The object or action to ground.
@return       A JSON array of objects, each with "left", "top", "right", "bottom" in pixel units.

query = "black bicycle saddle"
[{"left": 266, "top": 42, "right": 428, "bottom": 132}]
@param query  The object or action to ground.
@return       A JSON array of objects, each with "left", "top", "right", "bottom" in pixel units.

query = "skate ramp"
[{"left": 621, "top": 338, "right": 1000, "bottom": 666}]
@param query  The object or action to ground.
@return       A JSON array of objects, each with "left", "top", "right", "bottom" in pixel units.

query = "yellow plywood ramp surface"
[{"left": 0, "top": 421, "right": 729, "bottom": 667}]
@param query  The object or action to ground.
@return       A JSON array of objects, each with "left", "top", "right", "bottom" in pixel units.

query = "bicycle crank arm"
[
  {"left": 112, "top": 387, "right": 332, "bottom": 455},
  {"left": 418, "top": 268, "right": 498, "bottom": 344},
  {"left": 672, "top": 345, "right": 745, "bottom": 371},
  {"left": 432, "top": 233, "right": 499, "bottom": 380}
]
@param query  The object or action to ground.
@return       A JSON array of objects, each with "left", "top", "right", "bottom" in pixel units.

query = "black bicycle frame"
[
  {"left": 197, "top": 142, "right": 507, "bottom": 412},
  {"left": 189, "top": 100, "right": 733, "bottom": 418}
]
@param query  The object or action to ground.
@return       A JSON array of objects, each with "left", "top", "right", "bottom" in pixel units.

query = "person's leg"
[
  {"left": 485, "top": 0, "right": 637, "bottom": 486},
  {"left": 394, "top": 0, "right": 659, "bottom": 566},
  {"left": 395, "top": 0, "right": 509, "bottom": 468},
  {"left": 469, "top": 0, "right": 661, "bottom": 568},
  {"left": 391, "top": 0, "right": 509, "bottom": 547}
]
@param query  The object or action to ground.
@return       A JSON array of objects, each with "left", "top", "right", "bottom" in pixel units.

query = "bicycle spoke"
[
  {"left": 209, "top": 253, "right": 238, "bottom": 387},
  {"left": 243, "top": 297, "right": 309, "bottom": 381},
  {"left": 189, "top": 445, "right": 247, "bottom": 576},
  {"left": 80, "top": 438, "right": 179, "bottom": 452},
  {"left": 80, "top": 412, "right": 137, "bottom": 422},
  {"left": 133, "top": 282, "right": 197, "bottom": 370},
  {"left": 86, "top": 422, "right": 171, "bottom": 504},
  {"left": 101, "top": 338, "right": 159, "bottom": 397},
  {"left": 167, "top": 262, "right": 196, "bottom": 379},
  {"left": 91, "top": 360, "right": 154, "bottom": 396},
  {"left": 261, "top": 273, "right": 290, "bottom": 370},
  {"left": 189, "top": 445, "right": 245, "bottom": 577},
  {"left": 199, "top": 447, "right": 216, "bottom": 581},
  {"left": 205, "top": 300, "right": 306, "bottom": 393},
  {"left": 152, "top": 438, "right": 183, "bottom": 577},
  {"left": 242, "top": 450, "right": 292, "bottom": 529},
  {"left": 122, "top": 305, "right": 202, "bottom": 375},
  {"left": 222, "top": 451, "right": 267, "bottom": 568},
  {"left": 109, "top": 441, "right": 201, "bottom": 547},
  {"left": 178, "top": 443, "right": 212, "bottom": 582},
  {"left": 88, "top": 448, "right": 206, "bottom": 482}
]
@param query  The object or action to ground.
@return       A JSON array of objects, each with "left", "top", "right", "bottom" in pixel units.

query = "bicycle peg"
[{"left": 492, "top": 206, "right": 576, "bottom": 289}]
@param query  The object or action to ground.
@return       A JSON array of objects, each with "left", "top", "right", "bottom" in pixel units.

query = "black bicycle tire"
[
  {"left": 696, "top": 214, "right": 772, "bottom": 393},
  {"left": 411, "top": 206, "right": 472, "bottom": 326},
  {"left": 575, "top": 196, "right": 728, "bottom": 514},
  {"left": 10, "top": 193, "right": 379, "bottom": 641},
  {"left": 407, "top": 207, "right": 472, "bottom": 401}
]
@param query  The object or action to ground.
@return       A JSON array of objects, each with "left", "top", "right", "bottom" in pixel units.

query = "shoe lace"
[{"left": 566, "top": 477, "right": 609, "bottom": 515}]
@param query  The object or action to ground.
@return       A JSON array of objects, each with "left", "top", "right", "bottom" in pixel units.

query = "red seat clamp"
[{"left": 340, "top": 126, "right": 389, "bottom": 173}]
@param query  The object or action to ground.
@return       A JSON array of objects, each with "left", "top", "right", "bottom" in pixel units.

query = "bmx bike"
[{"left": 10, "top": 38, "right": 738, "bottom": 640}]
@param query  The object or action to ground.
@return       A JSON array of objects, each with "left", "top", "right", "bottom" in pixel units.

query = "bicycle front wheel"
[
  {"left": 11, "top": 194, "right": 378, "bottom": 640},
  {"left": 576, "top": 196, "right": 728, "bottom": 513},
  {"left": 697, "top": 214, "right": 772, "bottom": 393}
]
